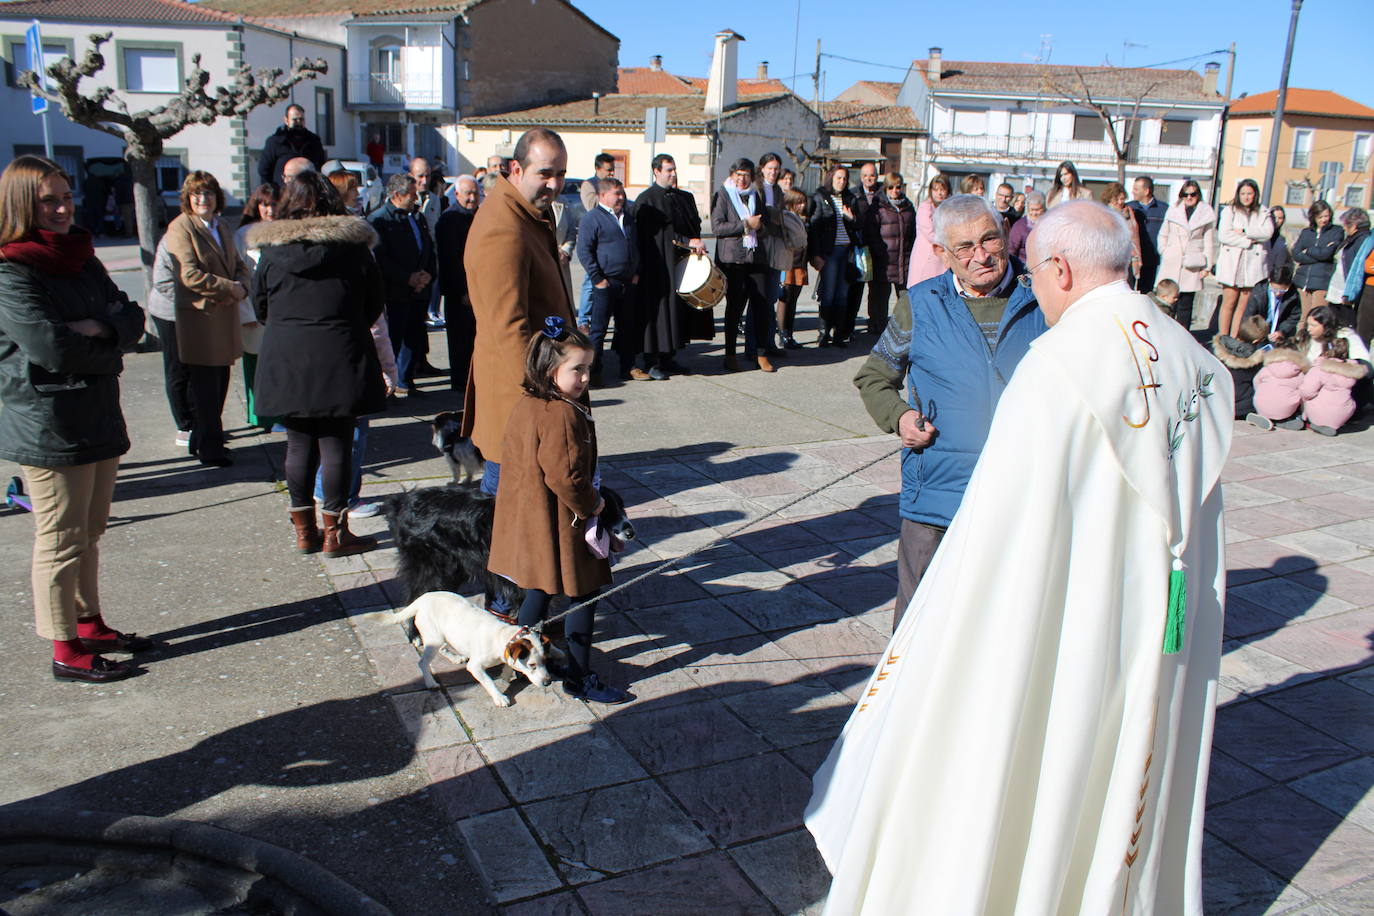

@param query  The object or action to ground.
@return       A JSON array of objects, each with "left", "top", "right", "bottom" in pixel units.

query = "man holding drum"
[{"left": 635, "top": 154, "right": 712, "bottom": 378}]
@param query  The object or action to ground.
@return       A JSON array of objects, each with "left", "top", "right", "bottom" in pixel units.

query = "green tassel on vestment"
[{"left": 1163, "top": 561, "right": 1186, "bottom": 655}]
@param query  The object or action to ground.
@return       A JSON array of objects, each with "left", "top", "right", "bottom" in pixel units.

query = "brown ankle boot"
[
  {"left": 290, "top": 507, "right": 323, "bottom": 554},
  {"left": 321, "top": 510, "right": 376, "bottom": 558},
  {"left": 757, "top": 354, "right": 776, "bottom": 373}
]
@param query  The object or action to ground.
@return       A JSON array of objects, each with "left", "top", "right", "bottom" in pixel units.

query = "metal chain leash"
[{"left": 531, "top": 443, "right": 904, "bottom": 632}]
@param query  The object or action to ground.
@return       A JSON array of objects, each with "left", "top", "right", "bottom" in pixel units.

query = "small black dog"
[
  {"left": 384, "top": 484, "right": 633, "bottom": 610},
  {"left": 431, "top": 411, "right": 484, "bottom": 485}
]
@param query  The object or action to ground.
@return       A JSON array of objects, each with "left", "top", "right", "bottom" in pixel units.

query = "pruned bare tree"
[
  {"left": 1040, "top": 68, "right": 1165, "bottom": 184},
  {"left": 19, "top": 32, "right": 325, "bottom": 290}
]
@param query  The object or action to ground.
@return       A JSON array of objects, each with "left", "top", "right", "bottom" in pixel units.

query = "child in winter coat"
[
  {"left": 1213, "top": 315, "right": 1268, "bottom": 419},
  {"left": 777, "top": 188, "right": 809, "bottom": 348},
  {"left": 1300, "top": 338, "right": 1363, "bottom": 435},
  {"left": 1249, "top": 342, "right": 1310, "bottom": 430}
]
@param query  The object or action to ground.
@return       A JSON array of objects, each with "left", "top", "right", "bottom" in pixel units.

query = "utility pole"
[
  {"left": 1262, "top": 0, "right": 1303, "bottom": 207},
  {"left": 1209, "top": 42, "right": 1237, "bottom": 208}
]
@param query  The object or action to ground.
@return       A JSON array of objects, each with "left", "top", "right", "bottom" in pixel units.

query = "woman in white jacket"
[
  {"left": 1155, "top": 179, "right": 1216, "bottom": 330},
  {"left": 1215, "top": 179, "right": 1274, "bottom": 337}
]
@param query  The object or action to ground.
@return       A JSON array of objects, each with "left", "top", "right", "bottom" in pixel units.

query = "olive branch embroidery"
[{"left": 1166, "top": 369, "right": 1214, "bottom": 460}]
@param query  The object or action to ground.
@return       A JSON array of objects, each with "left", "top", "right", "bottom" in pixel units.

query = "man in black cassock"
[{"left": 634, "top": 154, "right": 713, "bottom": 378}]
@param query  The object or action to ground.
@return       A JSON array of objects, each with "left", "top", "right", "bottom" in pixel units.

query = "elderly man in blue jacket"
[
  {"left": 577, "top": 177, "right": 644, "bottom": 383},
  {"left": 854, "top": 194, "right": 1047, "bottom": 628}
]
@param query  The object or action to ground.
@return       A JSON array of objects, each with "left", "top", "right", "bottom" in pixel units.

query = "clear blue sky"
[{"left": 576, "top": 0, "right": 1372, "bottom": 109}]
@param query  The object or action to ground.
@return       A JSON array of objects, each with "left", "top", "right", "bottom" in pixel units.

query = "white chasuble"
[{"left": 806, "top": 285, "right": 1233, "bottom": 915}]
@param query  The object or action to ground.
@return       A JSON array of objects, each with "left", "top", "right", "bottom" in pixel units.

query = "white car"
[{"left": 322, "top": 159, "right": 384, "bottom": 216}]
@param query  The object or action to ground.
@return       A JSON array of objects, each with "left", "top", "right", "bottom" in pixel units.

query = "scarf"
[
  {"left": 0, "top": 226, "right": 94, "bottom": 276},
  {"left": 723, "top": 181, "right": 758, "bottom": 250}
]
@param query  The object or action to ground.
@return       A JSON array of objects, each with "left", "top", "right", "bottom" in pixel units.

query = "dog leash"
[{"left": 531, "top": 443, "right": 904, "bottom": 632}]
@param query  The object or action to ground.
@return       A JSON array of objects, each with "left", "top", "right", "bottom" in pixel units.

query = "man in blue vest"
[{"left": 854, "top": 194, "right": 1047, "bottom": 628}]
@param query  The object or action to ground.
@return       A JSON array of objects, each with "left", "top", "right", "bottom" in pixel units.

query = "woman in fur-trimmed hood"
[
  {"left": 248, "top": 173, "right": 386, "bottom": 559},
  {"left": 1252, "top": 346, "right": 1310, "bottom": 425},
  {"left": 1212, "top": 320, "right": 1267, "bottom": 419}
]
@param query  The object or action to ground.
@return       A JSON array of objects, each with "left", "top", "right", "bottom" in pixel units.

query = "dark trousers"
[
  {"left": 895, "top": 519, "right": 945, "bottom": 630},
  {"left": 387, "top": 297, "right": 428, "bottom": 388},
  {"left": 866, "top": 282, "right": 905, "bottom": 336},
  {"left": 186, "top": 363, "right": 230, "bottom": 459},
  {"left": 841, "top": 277, "right": 869, "bottom": 340},
  {"left": 780, "top": 284, "right": 804, "bottom": 337},
  {"left": 1173, "top": 291, "right": 1196, "bottom": 331},
  {"left": 518, "top": 588, "right": 598, "bottom": 679},
  {"left": 589, "top": 279, "right": 639, "bottom": 376},
  {"left": 152, "top": 316, "right": 192, "bottom": 432},
  {"left": 721, "top": 263, "right": 770, "bottom": 357},
  {"left": 1357, "top": 285, "right": 1374, "bottom": 348},
  {"left": 445, "top": 293, "right": 476, "bottom": 392},
  {"left": 283, "top": 416, "right": 355, "bottom": 513},
  {"left": 481, "top": 461, "right": 513, "bottom": 613},
  {"left": 817, "top": 247, "right": 851, "bottom": 333},
  {"left": 1138, "top": 258, "right": 1159, "bottom": 295}
]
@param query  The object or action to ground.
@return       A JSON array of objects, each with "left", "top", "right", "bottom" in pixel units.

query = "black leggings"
[
  {"left": 1173, "top": 292, "right": 1195, "bottom": 331},
  {"left": 518, "top": 588, "right": 597, "bottom": 679},
  {"left": 780, "top": 284, "right": 803, "bottom": 337},
  {"left": 283, "top": 416, "right": 356, "bottom": 513},
  {"left": 721, "top": 263, "right": 771, "bottom": 357}
]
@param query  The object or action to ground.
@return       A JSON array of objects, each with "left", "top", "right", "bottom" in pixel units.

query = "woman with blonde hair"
[
  {"left": 1046, "top": 160, "right": 1092, "bottom": 208},
  {"left": 906, "top": 174, "right": 952, "bottom": 287},
  {"left": 163, "top": 171, "right": 251, "bottom": 467},
  {"left": 1215, "top": 179, "right": 1274, "bottom": 337},
  {"left": 0, "top": 155, "right": 150, "bottom": 682}
]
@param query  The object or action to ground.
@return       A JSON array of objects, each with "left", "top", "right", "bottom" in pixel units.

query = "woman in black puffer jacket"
[
  {"left": 248, "top": 171, "right": 386, "bottom": 559},
  {"left": 864, "top": 172, "right": 916, "bottom": 336},
  {"left": 0, "top": 155, "right": 149, "bottom": 683}
]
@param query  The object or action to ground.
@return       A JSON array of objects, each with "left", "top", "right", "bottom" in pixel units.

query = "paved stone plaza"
[{"left": 0, "top": 246, "right": 1370, "bottom": 913}]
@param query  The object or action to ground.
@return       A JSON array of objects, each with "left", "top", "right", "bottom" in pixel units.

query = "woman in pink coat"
[
  {"left": 1248, "top": 346, "right": 1309, "bottom": 429},
  {"left": 1300, "top": 338, "right": 1364, "bottom": 435},
  {"left": 906, "top": 175, "right": 951, "bottom": 288}
]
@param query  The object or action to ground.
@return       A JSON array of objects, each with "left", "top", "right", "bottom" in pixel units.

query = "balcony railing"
[
  {"left": 931, "top": 132, "right": 1214, "bottom": 171},
  {"left": 346, "top": 73, "right": 444, "bottom": 108}
]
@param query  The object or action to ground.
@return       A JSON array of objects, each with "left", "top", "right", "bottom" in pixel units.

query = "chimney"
[
  {"left": 650, "top": 55, "right": 662, "bottom": 71},
  {"left": 1203, "top": 61, "right": 1220, "bottom": 95},
  {"left": 705, "top": 29, "right": 744, "bottom": 116},
  {"left": 592, "top": 91, "right": 601, "bottom": 115},
  {"left": 927, "top": 47, "right": 942, "bottom": 82},
  {"left": 757, "top": 61, "right": 768, "bottom": 80}
]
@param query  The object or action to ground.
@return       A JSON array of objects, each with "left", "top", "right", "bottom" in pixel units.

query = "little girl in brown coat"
[{"left": 487, "top": 317, "right": 632, "bottom": 705}]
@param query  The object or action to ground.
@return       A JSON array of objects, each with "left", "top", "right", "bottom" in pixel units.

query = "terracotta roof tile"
[
  {"left": 0, "top": 0, "right": 242, "bottom": 23},
  {"left": 835, "top": 80, "right": 902, "bottom": 103},
  {"left": 917, "top": 59, "right": 1219, "bottom": 103},
  {"left": 462, "top": 91, "right": 791, "bottom": 129},
  {"left": 205, "top": 0, "right": 478, "bottom": 17},
  {"left": 1229, "top": 88, "right": 1374, "bottom": 120},
  {"left": 616, "top": 68, "right": 789, "bottom": 98},
  {"left": 819, "top": 100, "right": 922, "bottom": 132}
]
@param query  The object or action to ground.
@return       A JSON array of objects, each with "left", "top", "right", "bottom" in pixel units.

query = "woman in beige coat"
[
  {"left": 1156, "top": 179, "right": 1216, "bottom": 331},
  {"left": 163, "top": 171, "right": 250, "bottom": 466},
  {"left": 1215, "top": 179, "right": 1274, "bottom": 337}
]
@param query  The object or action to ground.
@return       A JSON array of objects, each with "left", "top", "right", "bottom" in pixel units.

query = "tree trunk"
[{"left": 128, "top": 155, "right": 160, "bottom": 296}]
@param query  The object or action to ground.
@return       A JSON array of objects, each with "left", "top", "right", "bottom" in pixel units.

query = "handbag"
[{"left": 852, "top": 245, "right": 873, "bottom": 283}]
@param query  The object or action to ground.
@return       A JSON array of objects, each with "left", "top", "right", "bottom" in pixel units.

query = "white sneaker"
[
  {"left": 349, "top": 500, "right": 383, "bottom": 518},
  {"left": 175, "top": 429, "right": 191, "bottom": 447}
]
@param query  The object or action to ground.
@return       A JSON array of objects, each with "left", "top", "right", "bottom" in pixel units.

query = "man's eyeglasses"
[
  {"left": 1016, "top": 253, "right": 1057, "bottom": 288},
  {"left": 949, "top": 235, "right": 1005, "bottom": 260}
]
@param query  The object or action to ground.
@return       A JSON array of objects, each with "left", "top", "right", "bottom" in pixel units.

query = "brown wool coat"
[
  {"left": 461, "top": 176, "right": 576, "bottom": 462},
  {"left": 487, "top": 395, "right": 610, "bottom": 597},
  {"left": 164, "top": 212, "right": 250, "bottom": 366}
]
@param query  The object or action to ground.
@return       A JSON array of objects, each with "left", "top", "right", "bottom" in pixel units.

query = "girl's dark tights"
[
  {"left": 518, "top": 588, "right": 597, "bottom": 678},
  {"left": 284, "top": 417, "right": 355, "bottom": 513},
  {"left": 780, "top": 284, "right": 803, "bottom": 336}
]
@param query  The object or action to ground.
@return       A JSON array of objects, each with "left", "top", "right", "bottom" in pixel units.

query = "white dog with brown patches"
[{"left": 392, "top": 591, "right": 559, "bottom": 706}]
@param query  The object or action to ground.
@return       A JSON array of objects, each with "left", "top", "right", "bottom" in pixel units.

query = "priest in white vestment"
[{"left": 806, "top": 201, "right": 1233, "bottom": 915}]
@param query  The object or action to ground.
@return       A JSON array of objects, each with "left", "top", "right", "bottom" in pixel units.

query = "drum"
[{"left": 675, "top": 253, "right": 726, "bottom": 311}]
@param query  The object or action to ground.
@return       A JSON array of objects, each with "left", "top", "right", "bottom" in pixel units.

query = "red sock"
[
  {"left": 53, "top": 638, "right": 95, "bottom": 668},
  {"left": 76, "top": 616, "right": 116, "bottom": 640}
]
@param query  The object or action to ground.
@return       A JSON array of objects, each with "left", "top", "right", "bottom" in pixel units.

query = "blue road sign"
[{"left": 27, "top": 21, "right": 47, "bottom": 115}]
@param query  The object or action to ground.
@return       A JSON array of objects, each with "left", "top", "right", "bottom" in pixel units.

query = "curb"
[{"left": 0, "top": 806, "right": 392, "bottom": 915}]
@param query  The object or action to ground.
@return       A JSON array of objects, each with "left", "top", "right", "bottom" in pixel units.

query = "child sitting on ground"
[
  {"left": 1249, "top": 337, "right": 1309, "bottom": 430},
  {"left": 1300, "top": 337, "right": 1365, "bottom": 436},
  {"left": 1213, "top": 314, "right": 1268, "bottom": 419},
  {"left": 1149, "top": 278, "right": 1180, "bottom": 320},
  {"left": 486, "top": 317, "right": 632, "bottom": 705}
]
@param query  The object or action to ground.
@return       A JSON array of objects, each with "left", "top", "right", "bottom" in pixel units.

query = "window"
[
  {"left": 951, "top": 107, "right": 987, "bottom": 134},
  {"left": 119, "top": 43, "right": 181, "bottom": 93},
  {"left": 1159, "top": 119, "right": 1192, "bottom": 147},
  {"left": 315, "top": 87, "right": 335, "bottom": 146},
  {"left": 1072, "top": 114, "right": 1104, "bottom": 142},
  {"left": 602, "top": 149, "right": 628, "bottom": 184},
  {"left": 1346, "top": 185, "right": 1366, "bottom": 208},
  {"left": 13, "top": 144, "right": 83, "bottom": 192},
  {"left": 1009, "top": 112, "right": 1031, "bottom": 136},
  {"left": 5, "top": 37, "right": 71, "bottom": 88},
  {"left": 156, "top": 155, "right": 186, "bottom": 194},
  {"left": 1284, "top": 182, "right": 1307, "bottom": 206},
  {"left": 880, "top": 137, "right": 902, "bottom": 174},
  {"left": 1292, "top": 129, "right": 1313, "bottom": 169},
  {"left": 1240, "top": 128, "right": 1260, "bottom": 167},
  {"left": 1353, "top": 134, "right": 1372, "bottom": 173}
]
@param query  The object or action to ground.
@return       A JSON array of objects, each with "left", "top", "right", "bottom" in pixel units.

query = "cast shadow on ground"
[{"left": 1206, "top": 561, "right": 1374, "bottom": 915}]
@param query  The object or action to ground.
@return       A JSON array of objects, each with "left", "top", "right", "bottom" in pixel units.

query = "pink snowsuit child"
[
  {"left": 1300, "top": 356, "right": 1363, "bottom": 434},
  {"left": 1252, "top": 348, "right": 1309, "bottom": 422}
]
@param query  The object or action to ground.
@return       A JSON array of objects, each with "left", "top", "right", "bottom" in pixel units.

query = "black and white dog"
[
  {"left": 431, "top": 411, "right": 484, "bottom": 485},
  {"left": 384, "top": 483, "right": 634, "bottom": 611}
]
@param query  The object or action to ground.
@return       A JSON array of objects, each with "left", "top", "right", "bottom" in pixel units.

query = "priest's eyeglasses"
[{"left": 1016, "top": 253, "right": 1057, "bottom": 288}]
